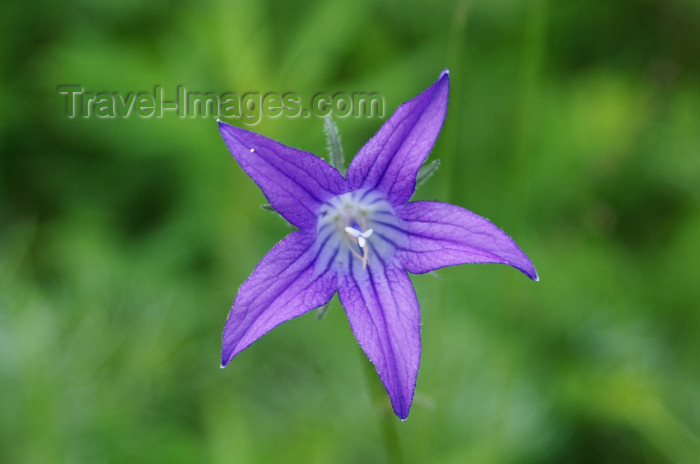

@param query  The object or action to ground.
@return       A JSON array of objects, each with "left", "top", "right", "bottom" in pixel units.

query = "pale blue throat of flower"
[{"left": 317, "top": 189, "right": 404, "bottom": 272}]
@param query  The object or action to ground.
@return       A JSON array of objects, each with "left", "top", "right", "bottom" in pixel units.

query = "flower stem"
[
  {"left": 509, "top": 0, "right": 547, "bottom": 222},
  {"left": 359, "top": 348, "right": 404, "bottom": 464}
]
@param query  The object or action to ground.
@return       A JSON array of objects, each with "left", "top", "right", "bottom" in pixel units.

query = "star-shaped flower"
[{"left": 218, "top": 70, "right": 538, "bottom": 420}]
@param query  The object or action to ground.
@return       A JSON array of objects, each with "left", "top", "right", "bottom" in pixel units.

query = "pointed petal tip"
[
  {"left": 221, "top": 348, "right": 235, "bottom": 368},
  {"left": 388, "top": 395, "right": 411, "bottom": 420},
  {"left": 433, "top": 70, "right": 449, "bottom": 90},
  {"left": 218, "top": 119, "right": 238, "bottom": 138},
  {"left": 522, "top": 262, "right": 539, "bottom": 282},
  {"left": 519, "top": 263, "right": 539, "bottom": 282}
]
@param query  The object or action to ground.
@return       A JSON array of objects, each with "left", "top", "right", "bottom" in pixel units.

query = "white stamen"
[{"left": 249, "top": 148, "right": 255, "bottom": 153}]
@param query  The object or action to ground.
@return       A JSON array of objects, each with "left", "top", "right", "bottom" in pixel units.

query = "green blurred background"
[{"left": 2, "top": 0, "right": 699, "bottom": 462}]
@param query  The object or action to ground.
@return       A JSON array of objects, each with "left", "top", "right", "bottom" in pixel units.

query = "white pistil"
[
  {"left": 344, "top": 226, "right": 374, "bottom": 268},
  {"left": 358, "top": 233, "right": 370, "bottom": 249},
  {"left": 344, "top": 227, "right": 373, "bottom": 248}
]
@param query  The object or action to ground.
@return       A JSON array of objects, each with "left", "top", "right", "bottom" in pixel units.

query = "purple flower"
[{"left": 218, "top": 70, "right": 538, "bottom": 420}]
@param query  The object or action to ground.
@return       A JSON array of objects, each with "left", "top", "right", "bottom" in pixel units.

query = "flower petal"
[
  {"left": 219, "top": 121, "right": 347, "bottom": 229},
  {"left": 346, "top": 70, "right": 449, "bottom": 205},
  {"left": 395, "top": 201, "right": 539, "bottom": 280},
  {"left": 221, "top": 230, "right": 337, "bottom": 366},
  {"left": 338, "top": 262, "right": 421, "bottom": 420}
]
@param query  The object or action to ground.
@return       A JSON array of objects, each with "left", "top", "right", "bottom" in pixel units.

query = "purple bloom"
[{"left": 218, "top": 70, "right": 538, "bottom": 420}]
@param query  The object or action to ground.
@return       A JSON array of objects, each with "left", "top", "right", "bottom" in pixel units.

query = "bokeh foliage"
[{"left": 1, "top": 0, "right": 699, "bottom": 462}]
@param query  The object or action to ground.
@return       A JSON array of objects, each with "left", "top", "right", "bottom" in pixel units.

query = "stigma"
[
  {"left": 344, "top": 226, "right": 374, "bottom": 268},
  {"left": 316, "top": 189, "right": 402, "bottom": 272}
]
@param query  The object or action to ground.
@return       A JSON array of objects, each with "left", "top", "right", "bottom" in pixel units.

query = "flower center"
[{"left": 316, "top": 189, "right": 401, "bottom": 273}]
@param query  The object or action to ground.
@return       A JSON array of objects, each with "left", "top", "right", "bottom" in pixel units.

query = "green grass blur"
[{"left": 2, "top": 0, "right": 700, "bottom": 462}]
